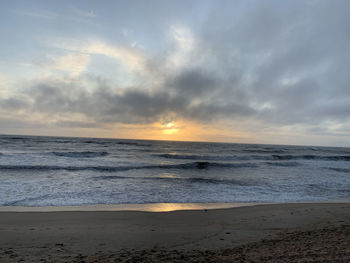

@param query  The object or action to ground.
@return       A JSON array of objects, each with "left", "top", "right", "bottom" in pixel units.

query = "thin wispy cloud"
[
  {"left": 51, "top": 38, "right": 148, "bottom": 77},
  {"left": 12, "top": 7, "right": 98, "bottom": 25},
  {"left": 72, "top": 8, "right": 97, "bottom": 18},
  {"left": 12, "top": 9, "right": 55, "bottom": 20},
  {"left": 34, "top": 53, "right": 91, "bottom": 77}
]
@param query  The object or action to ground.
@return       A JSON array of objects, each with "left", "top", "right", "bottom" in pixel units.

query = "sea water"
[{"left": 0, "top": 135, "right": 349, "bottom": 206}]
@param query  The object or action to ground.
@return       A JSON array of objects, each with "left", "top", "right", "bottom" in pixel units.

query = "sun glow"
[
  {"left": 107, "top": 120, "right": 247, "bottom": 143},
  {"left": 167, "top": 123, "right": 174, "bottom": 128},
  {"left": 162, "top": 122, "right": 179, "bottom": 135}
]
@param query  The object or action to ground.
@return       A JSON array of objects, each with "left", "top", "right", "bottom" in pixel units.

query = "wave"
[
  {"left": 79, "top": 140, "right": 151, "bottom": 147},
  {"left": 243, "top": 149, "right": 287, "bottom": 154},
  {"left": 154, "top": 153, "right": 272, "bottom": 161},
  {"left": 154, "top": 153, "right": 234, "bottom": 160},
  {"left": 272, "top": 154, "right": 350, "bottom": 161},
  {"left": 96, "top": 175, "right": 255, "bottom": 186},
  {"left": 155, "top": 153, "right": 350, "bottom": 162},
  {"left": 325, "top": 167, "right": 350, "bottom": 173},
  {"left": 6, "top": 136, "right": 28, "bottom": 140},
  {"left": 265, "top": 161, "right": 301, "bottom": 167},
  {"left": 79, "top": 140, "right": 111, "bottom": 145},
  {"left": 52, "top": 139, "right": 73, "bottom": 143},
  {"left": 52, "top": 151, "right": 109, "bottom": 158},
  {"left": 3, "top": 194, "right": 54, "bottom": 206},
  {"left": 0, "top": 161, "right": 258, "bottom": 172},
  {"left": 186, "top": 177, "right": 253, "bottom": 185},
  {"left": 115, "top": 141, "right": 152, "bottom": 147}
]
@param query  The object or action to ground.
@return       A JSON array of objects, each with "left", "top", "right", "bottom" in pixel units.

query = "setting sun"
[
  {"left": 166, "top": 123, "right": 175, "bottom": 128},
  {"left": 162, "top": 122, "right": 179, "bottom": 135}
]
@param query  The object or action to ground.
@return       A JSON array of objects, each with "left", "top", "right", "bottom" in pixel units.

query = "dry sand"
[{"left": 0, "top": 203, "right": 349, "bottom": 262}]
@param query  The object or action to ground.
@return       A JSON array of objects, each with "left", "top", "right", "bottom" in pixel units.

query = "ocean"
[{"left": 0, "top": 135, "right": 349, "bottom": 206}]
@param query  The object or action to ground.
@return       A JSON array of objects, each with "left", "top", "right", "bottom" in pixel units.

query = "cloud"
[
  {"left": 0, "top": 74, "right": 8, "bottom": 96},
  {"left": 12, "top": 9, "right": 55, "bottom": 19},
  {"left": 168, "top": 25, "right": 195, "bottom": 69},
  {"left": 0, "top": 69, "right": 256, "bottom": 126},
  {"left": 52, "top": 39, "right": 148, "bottom": 76},
  {"left": 73, "top": 8, "right": 97, "bottom": 18},
  {"left": 36, "top": 53, "right": 91, "bottom": 77},
  {"left": 13, "top": 7, "right": 97, "bottom": 25},
  {"left": 1, "top": 0, "right": 350, "bottom": 144}
]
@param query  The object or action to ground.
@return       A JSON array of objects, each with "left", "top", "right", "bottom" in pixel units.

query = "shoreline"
[
  {"left": 0, "top": 202, "right": 263, "bottom": 212},
  {"left": 1, "top": 196, "right": 349, "bottom": 212}
]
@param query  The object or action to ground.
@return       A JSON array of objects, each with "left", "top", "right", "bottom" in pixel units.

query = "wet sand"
[{"left": 0, "top": 203, "right": 349, "bottom": 262}]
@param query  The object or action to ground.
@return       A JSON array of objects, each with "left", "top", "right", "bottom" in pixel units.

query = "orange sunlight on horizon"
[
  {"left": 109, "top": 120, "right": 249, "bottom": 143},
  {"left": 162, "top": 122, "right": 179, "bottom": 135}
]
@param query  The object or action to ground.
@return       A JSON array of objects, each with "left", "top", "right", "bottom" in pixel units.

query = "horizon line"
[{"left": 0, "top": 133, "right": 348, "bottom": 149}]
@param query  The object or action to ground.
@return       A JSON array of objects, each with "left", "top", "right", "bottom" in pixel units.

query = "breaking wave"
[
  {"left": 52, "top": 151, "right": 109, "bottom": 158},
  {"left": 155, "top": 153, "right": 350, "bottom": 162},
  {"left": 0, "top": 161, "right": 258, "bottom": 172},
  {"left": 154, "top": 153, "right": 272, "bottom": 161},
  {"left": 115, "top": 141, "right": 152, "bottom": 147},
  {"left": 265, "top": 161, "right": 301, "bottom": 167},
  {"left": 272, "top": 155, "right": 350, "bottom": 161},
  {"left": 325, "top": 167, "right": 350, "bottom": 173},
  {"left": 95, "top": 175, "right": 255, "bottom": 186}
]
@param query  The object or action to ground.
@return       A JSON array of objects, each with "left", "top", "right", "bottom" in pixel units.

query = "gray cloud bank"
[{"left": 1, "top": 0, "right": 350, "bottom": 139}]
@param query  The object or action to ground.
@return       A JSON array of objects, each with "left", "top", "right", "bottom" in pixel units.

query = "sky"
[{"left": 0, "top": 0, "right": 350, "bottom": 146}]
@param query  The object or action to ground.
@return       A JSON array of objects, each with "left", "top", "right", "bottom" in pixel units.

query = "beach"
[
  {"left": 0, "top": 202, "right": 349, "bottom": 262},
  {"left": 1, "top": 136, "right": 350, "bottom": 262},
  {"left": 2, "top": 0, "right": 350, "bottom": 261}
]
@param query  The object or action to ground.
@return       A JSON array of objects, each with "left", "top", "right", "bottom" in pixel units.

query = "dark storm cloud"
[
  {"left": 196, "top": 0, "right": 350, "bottom": 125},
  {"left": 1, "top": 70, "right": 256, "bottom": 125},
  {"left": 0, "top": 117, "right": 44, "bottom": 129},
  {"left": 0, "top": 98, "right": 29, "bottom": 110},
  {"left": 168, "top": 69, "right": 218, "bottom": 96},
  {"left": 55, "top": 120, "right": 101, "bottom": 128},
  {"left": 1, "top": 0, "right": 350, "bottom": 133}
]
